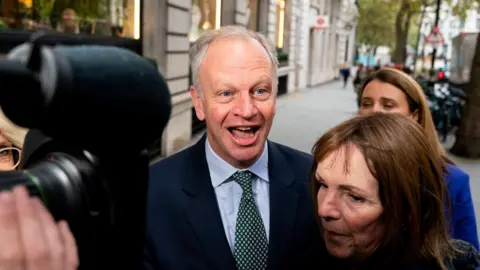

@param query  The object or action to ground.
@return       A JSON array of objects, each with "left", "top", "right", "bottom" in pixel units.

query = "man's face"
[
  {"left": 190, "top": 38, "right": 276, "bottom": 168},
  {"left": 62, "top": 10, "right": 76, "bottom": 28}
]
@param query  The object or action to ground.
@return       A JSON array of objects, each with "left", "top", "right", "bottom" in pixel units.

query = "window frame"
[{"left": 0, "top": 0, "right": 144, "bottom": 44}]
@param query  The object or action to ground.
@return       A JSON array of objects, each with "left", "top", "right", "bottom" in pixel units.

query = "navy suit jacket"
[{"left": 142, "top": 136, "right": 326, "bottom": 270}]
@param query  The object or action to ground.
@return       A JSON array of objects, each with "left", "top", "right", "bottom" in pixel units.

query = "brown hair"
[
  {"left": 358, "top": 68, "right": 450, "bottom": 164},
  {"left": 310, "top": 113, "right": 454, "bottom": 269}
]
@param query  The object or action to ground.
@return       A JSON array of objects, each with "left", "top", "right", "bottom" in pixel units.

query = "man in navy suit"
[{"left": 143, "top": 26, "right": 325, "bottom": 270}]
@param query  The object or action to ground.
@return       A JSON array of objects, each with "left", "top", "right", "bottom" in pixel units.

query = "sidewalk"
[{"left": 269, "top": 80, "right": 357, "bottom": 152}]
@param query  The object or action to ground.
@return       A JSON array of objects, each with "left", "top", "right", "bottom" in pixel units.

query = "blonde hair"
[{"left": 0, "top": 109, "right": 28, "bottom": 149}]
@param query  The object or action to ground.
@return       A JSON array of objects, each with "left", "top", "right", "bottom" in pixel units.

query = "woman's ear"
[{"left": 411, "top": 110, "right": 419, "bottom": 122}]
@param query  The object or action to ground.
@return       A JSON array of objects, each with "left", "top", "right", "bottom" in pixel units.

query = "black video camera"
[{"left": 0, "top": 32, "right": 172, "bottom": 269}]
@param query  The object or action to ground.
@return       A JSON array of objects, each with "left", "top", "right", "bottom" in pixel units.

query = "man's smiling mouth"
[{"left": 227, "top": 126, "right": 260, "bottom": 139}]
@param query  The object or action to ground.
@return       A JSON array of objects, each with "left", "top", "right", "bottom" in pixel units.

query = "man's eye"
[
  {"left": 255, "top": 88, "right": 267, "bottom": 95},
  {"left": 220, "top": 91, "right": 232, "bottom": 97}
]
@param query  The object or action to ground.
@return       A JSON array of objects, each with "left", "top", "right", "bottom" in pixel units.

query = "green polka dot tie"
[{"left": 232, "top": 170, "right": 268, "bottom": 270}]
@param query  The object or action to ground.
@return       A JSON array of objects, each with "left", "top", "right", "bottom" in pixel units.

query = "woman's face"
[
  {"left": 0, "top": 132, "right": 19, "bottom": 171},
  {"left": 315, "top": 145, "right": 384, "bottom": 260},
  {"left": 359, "top": 80, "right": 417, "bottom": 120}
]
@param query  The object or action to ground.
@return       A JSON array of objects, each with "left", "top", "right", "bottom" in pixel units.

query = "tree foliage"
[
  {"left": 357, "top": 0, "right": 480, "bottom": 64},
  {"left": 356, "top": 0, "right": 396, "bottom": 49}
]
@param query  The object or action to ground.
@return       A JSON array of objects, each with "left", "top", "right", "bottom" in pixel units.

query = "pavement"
[{"left": 268, "top": 80, "right": 480, "bottom": 234}]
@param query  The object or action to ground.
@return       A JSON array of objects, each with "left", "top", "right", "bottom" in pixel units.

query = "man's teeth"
[{"left": 236, "top": 127, "right": 252, "bottom": 131}]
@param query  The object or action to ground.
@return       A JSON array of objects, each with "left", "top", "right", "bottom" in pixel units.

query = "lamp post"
[{"left": 431, "top": 0, "right": 441, "bottom": 70}]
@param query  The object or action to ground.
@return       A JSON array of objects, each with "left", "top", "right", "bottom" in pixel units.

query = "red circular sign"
[{"left": 317, "top": 18, "right": 325, "bottom": 25}]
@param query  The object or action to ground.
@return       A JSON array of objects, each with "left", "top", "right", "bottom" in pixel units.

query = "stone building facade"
[{"left": 296, "top": 0, "right": 359, "bottom": 88}]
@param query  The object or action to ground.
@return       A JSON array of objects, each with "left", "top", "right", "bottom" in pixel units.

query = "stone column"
[
  {"left": 267, "top": 0, "right": 277, "bottom": 42},
  {"left": 296, "top": 0, "right": 310, "bottom": 89},
  {"left": 287, "top": 0, "right": 299, "bottom": 93},
  {"left": 235, "top": 0, "right": 249, "bottom": 27},
  {"left": 151, "top": 0, "right": 193, "bottom": 156}
]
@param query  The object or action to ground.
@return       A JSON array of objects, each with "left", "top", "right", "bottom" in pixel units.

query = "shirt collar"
[{"left": 205, "top": 138, "right": 269, "bottom": 188}]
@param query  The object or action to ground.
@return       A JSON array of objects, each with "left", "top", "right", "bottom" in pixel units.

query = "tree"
[
  {"left": 390, "top": 0, "right": 435, "bottom": 64},
  {"left": 447, "top": 0, "right": 480, "bottom": 158},
  {"left": 387, "top": 0, "right": 479, "bottom": 64},
  {"left": 356, "top": 0, "right": 396, "bottom": 55},
  {"left": 450, "top": 32, "right": 480, "bottom": 158}
]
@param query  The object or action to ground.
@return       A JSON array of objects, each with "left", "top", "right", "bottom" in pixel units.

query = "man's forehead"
[
  {"left": 205, "top": 37, "right": 270, "bottom": 63},
  {"left": 212, "top": 74, "right": 273, "bottom": 86}
]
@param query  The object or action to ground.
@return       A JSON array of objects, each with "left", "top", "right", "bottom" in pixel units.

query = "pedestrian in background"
[{"left": 339, "top": 63, "right": 351, "bottom": 88}]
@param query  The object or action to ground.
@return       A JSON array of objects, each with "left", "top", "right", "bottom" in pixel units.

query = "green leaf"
[{"left": 356, "top": 0, "right": 396, "bottom": 48}]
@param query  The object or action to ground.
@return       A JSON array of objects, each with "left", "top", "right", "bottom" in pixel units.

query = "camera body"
[{"left": 0, "top": 33, "right": 172, "bottom": 269}]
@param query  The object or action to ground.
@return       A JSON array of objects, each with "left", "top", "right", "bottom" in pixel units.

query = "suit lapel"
[
  {"left": 267, "top": 142, "right": 300, "bottom": 269},
  {"left": 183, "top": 136, "right": 236, "bottom": 270}
]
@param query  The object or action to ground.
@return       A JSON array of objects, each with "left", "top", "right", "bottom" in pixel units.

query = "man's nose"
[
  {"left": 317, "top": 191, "right": 341, "bottom": 220},
  {"left": 232, "top": 93, "right": 257, "bottom": 119}
]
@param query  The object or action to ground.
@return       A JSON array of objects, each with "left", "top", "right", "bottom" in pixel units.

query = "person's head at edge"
[
  {"left": 0, "top": 108, "right": 28, "bottom": 171},
  {"left": 189, "top": 26, "right": 277, "bottom": 168},
  {"left": 357, "top": 67, "right": 449, "bottom": 164},
  {"left": 310, "top": 113, "right": 455, "bottom": 269}
]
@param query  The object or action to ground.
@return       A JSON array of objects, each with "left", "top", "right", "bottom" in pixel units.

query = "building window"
[
  {"left": 0, "top": 0, "right": 142, "bottom": 39},
  {"left": 276, "top": 0, "right": 286, "bottom": 49},
  {"left": 275, "top": 0, "right": 289, "bottom": 66},
  {"left": 246, "top": 0, "right": 259, "bottom": 31},
  {"left": 189, "top": 0, "right": 221, "bottom": 42}
]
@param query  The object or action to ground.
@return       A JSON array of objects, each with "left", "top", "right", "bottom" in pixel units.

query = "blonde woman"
[
  {"left": 357, "top": 67, "right": 479, "bottom": 250},
  {"left": 0, "top": 109, "right": 28, "bottom": 171}
]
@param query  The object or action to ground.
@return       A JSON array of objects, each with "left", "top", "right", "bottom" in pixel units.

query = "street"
[{"left": 269, "top": 80, "right": 480, "bottom": 234}]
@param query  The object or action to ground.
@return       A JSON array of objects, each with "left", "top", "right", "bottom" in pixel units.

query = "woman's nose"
[
  {"left": 371, "top": 104, "right": 384, "bottom": 113},
  {"left": 317, "top": 191, "right": 341, "bottom": 220}
]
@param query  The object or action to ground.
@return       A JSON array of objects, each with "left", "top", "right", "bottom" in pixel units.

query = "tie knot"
[{"left": 232, "top": 170, "right": 253, "bottom": 193}]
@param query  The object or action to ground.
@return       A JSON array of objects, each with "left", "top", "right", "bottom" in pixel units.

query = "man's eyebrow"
[{"left": 212, "top": 78, "right": 273, "bottom": 90}]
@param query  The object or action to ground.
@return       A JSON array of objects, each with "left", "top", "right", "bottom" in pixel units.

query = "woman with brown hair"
[
  {"left": 357, "top": 67, "right": 478, "bottom": 250},
  {"left": 311, "top": 113, "right": 478, "bottom": 270}
]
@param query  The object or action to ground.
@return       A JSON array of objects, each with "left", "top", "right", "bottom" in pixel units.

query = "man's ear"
[{"left": 190, "top": 85, "right": 205, "bottom": 121}]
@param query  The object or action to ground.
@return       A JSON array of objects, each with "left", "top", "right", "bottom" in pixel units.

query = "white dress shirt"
[{"left": 205, "top": 139, "right": 270, "bottom": 252}]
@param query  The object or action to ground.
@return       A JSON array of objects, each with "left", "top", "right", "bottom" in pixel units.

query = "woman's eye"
[{"left": 348, "top": 194, "right": 365, "bottom": 203}]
